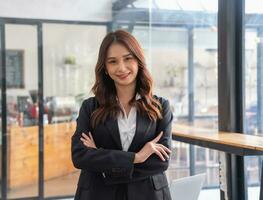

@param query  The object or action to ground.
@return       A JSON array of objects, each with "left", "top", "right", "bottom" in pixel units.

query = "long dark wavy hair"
[{"left": 91, "top": 29, "right": 163, "bottom": 128}]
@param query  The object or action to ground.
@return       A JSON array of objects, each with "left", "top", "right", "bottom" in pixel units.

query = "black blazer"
[{"left": 71, "top": 95, "right": 173, "bottom": 200}]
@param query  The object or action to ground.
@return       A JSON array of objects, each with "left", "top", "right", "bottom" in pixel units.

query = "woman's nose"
[{"left": 117, "top": 60, "right": 126, "bottom": 72}]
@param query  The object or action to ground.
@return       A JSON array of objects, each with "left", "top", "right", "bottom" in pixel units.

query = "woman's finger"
[
  {"left": 152, "top": 131, "right": 163, "bottom": 143},
  {"left": 156, "top": 146, "right": 169, "bottom": 159},
  {"left": 82, "top": 133, "right": 90, "bottom": 140},
  {"left": 80, "top": 137, "right": 89, "bottom": 143},
  {"left": 81, "top": 139, "right": 89, "bottom": 147},
  {"left": 89, "top": 132, "right": 95, "bottom": 143},
  {"left": 154, "top": 149, "right": 165, "bottom": 161},
  {"left": 88, "top": 133, "right": 97, "bottom": 148},
  {"left": 80, "top": 137, "right": 93, "bottom": 146},
  {"left": 81, "top": 138, "right": 93, "bottom": 147},
  {"left": 80, "top": 136, "right": 91, "bottom": 143},
  {"left": 83, "top": 141, "right": 89, "bottom": 147},
  {"left": 156, "top": 143, "right": 172, "bottom": 153}
]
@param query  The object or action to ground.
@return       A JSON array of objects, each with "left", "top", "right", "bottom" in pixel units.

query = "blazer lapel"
[
  {"left": 128, "top": 111, "right": 152, "bottom": 152},
  {"left": 105, "top": 118, "right": 123, "bottom": 150}
]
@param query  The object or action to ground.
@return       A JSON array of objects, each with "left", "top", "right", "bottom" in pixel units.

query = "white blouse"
[{"left": 117, "top": 94, "right": 141, "bottom": 151}]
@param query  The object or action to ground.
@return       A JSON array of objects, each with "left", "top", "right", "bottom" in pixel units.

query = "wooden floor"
[{"left": 7, "top": 171, "right": 80, "bottom": 199}]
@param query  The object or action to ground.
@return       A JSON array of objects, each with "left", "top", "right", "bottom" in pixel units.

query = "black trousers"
[{"left": 116, "top": 184, "right": 128, "bottom": 200}]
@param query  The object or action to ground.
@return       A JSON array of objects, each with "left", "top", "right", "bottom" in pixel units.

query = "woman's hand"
[
  {"left": 134, "top": 131, "right": 171, "bottom": 164},
  {"left": 80, "top": 132, "right": 97, "bottom": 149}
]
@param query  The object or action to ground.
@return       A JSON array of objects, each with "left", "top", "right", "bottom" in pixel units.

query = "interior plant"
[{"left": 64, "top": 55, "right": 76, "bottom": 65}]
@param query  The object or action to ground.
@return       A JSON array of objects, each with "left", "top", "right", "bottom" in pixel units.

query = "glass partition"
[
  {"left": 245, "top": 1, "right": 263, "bottom": 199},
  {"left": 5, "top": 24, "right": 38, "bottom": 199},
  {"left": 42, "top": 23, "right": 106, "bottom": 198},
  {"left": 129, "top": 1, "right": 219, "bottom": 189},
  {"left": 147, "top": 16, "right": 218, "bottom": 191},
  {"left": 193, "top": 27, "right": 218, "bottom": 187}
]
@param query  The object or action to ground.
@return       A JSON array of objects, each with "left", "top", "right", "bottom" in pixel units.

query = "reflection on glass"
[
  {"left": 136, "top": 27, "right": 191, "bottom": 181},
  {"left": 132, "top": 2, "right": 219, "bottom": 191},
  {"left": 43, "top": 23, "right": 106, "bottom": 198},
  {"left": 5, "top": 24, "right": 38, "bottom": 199},
  {"left": 245, "top": 2, "right": 263, "bottom": 197},
  {"left": 194, "top": 28, "right": 218, "bottom": 125},
  {"left": 192, "top": 28, "right": 219, "bottom": 187}
]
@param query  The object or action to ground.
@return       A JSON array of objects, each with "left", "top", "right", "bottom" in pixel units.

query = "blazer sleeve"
[
  {"left": 71, "top": 98, "right": 136, "bottom": 178},
  {"left": 133, "top": 98, "right": 173, "bottom": 176}
]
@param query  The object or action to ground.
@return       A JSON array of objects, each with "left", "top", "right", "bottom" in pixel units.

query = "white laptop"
[{"left": 169, "top": 173, "right": 206, "bottom": 200}]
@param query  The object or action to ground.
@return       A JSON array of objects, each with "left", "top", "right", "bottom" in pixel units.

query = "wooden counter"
[
  {"left": 8, "top": 123, "right": 263, "bottom": 190},
  {"left": 8, "top": 122, "right": 77, "bottom": 189},
  {"left": 172, "top": 124, "right": 263, "bottom": 156}
]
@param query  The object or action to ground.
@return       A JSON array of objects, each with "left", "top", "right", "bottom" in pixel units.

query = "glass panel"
[
  {"left": 136, "top": 26, "right": 190, "bottom": 180},
  {"left": 146, "top": 1, "right": 219, "bottom": 195},
  {"left": 5, "top": 24, "right": 38, "bottom": 199},
  {"left": 194, "top": 28, "right": 218, "bottom": 129},
  {"left": 117, "top": 1, "right": 219, "bottom": 196},
  {"left": 245, "top": 2, "right": 263, "bottom": 199},
  {"left": 0, "top": 24, "right": 2, "bottom": 199},
  {"left": 193, "top": 27, "right": 219, "bottom": 187},
  {"left": 42, "top": 23, "right": 106, "bottom": 198}
]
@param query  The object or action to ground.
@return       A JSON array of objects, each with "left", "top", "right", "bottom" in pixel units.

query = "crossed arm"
[
  {"left": 81, "top": 131, "right": 170, "bottom": 163},
  {"left": 71, "top": 98, "right": 173, "bottom": 182}
]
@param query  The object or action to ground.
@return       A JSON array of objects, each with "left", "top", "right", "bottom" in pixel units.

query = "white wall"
[{"left": 0, "top": 0, "right": 112, "bottom": 22}]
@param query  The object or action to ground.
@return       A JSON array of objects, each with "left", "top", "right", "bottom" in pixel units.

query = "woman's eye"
[
  {"left": 108, "top": 60, "right": 116, "bottom": 64},
  {"left": 125, "top": 57, "right": 133, "bottom": 61}
]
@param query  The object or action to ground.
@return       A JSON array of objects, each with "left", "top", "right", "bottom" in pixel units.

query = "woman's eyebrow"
[
  {"left": 107, "top": 53, "right": 132, "bottom": 60},
  {"left": 107, "top": 56, "right": 116, "bottom": 60},
  {"left": 123, "top": 53, "right": 132, "bottom": 57}
]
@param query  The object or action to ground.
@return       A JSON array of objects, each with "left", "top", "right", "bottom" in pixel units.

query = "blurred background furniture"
[{"left": 170, "top": 173, "right": 206, "bottom": 200}]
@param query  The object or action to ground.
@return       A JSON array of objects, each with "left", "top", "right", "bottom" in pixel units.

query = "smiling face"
[{"left": 105, "top": 42, "right": 139, "bottom": 88}]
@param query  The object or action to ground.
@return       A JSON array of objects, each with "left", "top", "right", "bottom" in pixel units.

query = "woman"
[{"left": 71, "top": 30, "right": 173, "bottom": 200}]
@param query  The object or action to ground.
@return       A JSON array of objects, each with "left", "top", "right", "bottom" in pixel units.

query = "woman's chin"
[{"left": 115, "top": 79, "right": 136, "bottom": 87}]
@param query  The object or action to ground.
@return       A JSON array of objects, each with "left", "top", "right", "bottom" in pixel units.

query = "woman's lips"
[{"left": 117, "top": 73, "right": 130, "bottom": 79}]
